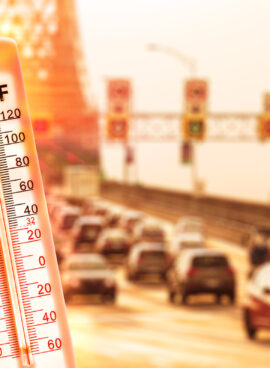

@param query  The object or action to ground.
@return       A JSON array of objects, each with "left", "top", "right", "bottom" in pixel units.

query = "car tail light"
[
  {"left": 76, "top": 229, "right": 82, "bottom": 238},
  {"left": 187, "top": 267, "right": 198, "bottom": 277},
  {"left": 226, "top": 267, "right": 234, "bottom": 275},
  {"left": 104, "top": 278, "right": 115, "bottom": 288}
]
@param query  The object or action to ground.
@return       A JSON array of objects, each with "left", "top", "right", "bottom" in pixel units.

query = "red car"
[{"left": 243, "top": 263, "right": 270, "bottom": 339}]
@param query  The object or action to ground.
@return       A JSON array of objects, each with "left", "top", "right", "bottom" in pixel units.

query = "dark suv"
[{"left": 167, "top": 249, "right": 235, "bottom": 304}]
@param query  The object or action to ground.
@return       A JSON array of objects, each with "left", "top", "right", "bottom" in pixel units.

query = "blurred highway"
[
  {"left": 56, "top": 202, "right": 270, "bottom": 368},
  {"left": 68, "top": 266, "right": 270, "bottom": 368}
]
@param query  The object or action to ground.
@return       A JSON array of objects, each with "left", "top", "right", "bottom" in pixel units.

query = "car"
[
  {"left": 132, "top": 220, "right": 166, "bottom": 244},
  {"left": 167, "top": 249, "right": 235, "bottom": 304},
  {"left": 72, "top": 216, "right": 106, "bottom": 253},
  {"left": 120, "top": 210, "right": 144, "bottom": 234},
  {"left": 175, "top": 216, "right": 205, "bottom": 236},
  {"left": 61, "top": 253, "right": 117, "bottom": 303},
  {"left": 169, "top": 232, "right": 205, "bottom": 258},
  {"left": 55, "top": 205, "right": 81, "bottom": 233},
  {"left": 107, "top": 207, "right": 124, "bottom": 227},
  {"left": 248, "top": 226, "right": 270, "bottom": 271},
  {"left": 126, "top": 242, "right": 171, "bottom": 281},
  {"left": 96, "top": 228, "right": 131, "bottom": 256},
  {"left": 48, "top": 199, "right": 67, "bottom": 222},
  {"left": 243, "top": 263, "right": 270, "bottom": 339}
]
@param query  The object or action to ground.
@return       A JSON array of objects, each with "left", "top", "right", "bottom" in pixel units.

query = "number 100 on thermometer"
[{"left": 0, "top": 38, "right": 77, "bottom": 367}]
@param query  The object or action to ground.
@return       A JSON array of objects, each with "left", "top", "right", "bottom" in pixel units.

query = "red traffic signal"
[
  {"left": 33, "top": 118, "right": 49, "bottom": 133},
  {"left": 32, "top": 116, "right": 52, "bottom": 139}
]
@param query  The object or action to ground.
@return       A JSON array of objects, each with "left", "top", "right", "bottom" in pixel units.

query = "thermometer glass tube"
[{"left": 0, "top": 38, "right": 77, "bottom": 368}]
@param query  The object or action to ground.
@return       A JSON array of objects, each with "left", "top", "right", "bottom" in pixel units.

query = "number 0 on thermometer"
[{"left": 0, "top": 38, "right": 77, "bottom": 367}]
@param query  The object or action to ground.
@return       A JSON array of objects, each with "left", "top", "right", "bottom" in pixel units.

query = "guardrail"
[{"left": 100, "top": 181, "right": 270, "bottom": 245}]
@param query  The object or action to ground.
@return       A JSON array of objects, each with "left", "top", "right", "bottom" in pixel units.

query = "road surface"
[{"left": 62, "top": 204, "right": 270, "bottom": 368}]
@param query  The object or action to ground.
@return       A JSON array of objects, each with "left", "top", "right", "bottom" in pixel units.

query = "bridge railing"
[{"left": 100, "top": 181, "right": 270, "bottom": 245}]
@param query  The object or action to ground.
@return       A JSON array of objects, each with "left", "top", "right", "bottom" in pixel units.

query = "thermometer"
[{"left": 0, "top": 38, "right": 77, "bottom": 367}]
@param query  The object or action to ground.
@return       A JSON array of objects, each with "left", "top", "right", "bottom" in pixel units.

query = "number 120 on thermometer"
[{"left": 0, "top": 38, "right": 77, "bottom": 367}]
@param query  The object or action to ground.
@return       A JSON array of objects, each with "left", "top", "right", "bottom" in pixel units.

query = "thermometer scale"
[{"left": 0, "top": 38, "right": 77, "bottom": 367}]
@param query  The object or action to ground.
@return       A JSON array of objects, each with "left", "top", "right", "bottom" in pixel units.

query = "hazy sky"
[
  {"left": 76, "top": 0, "right": 270, "bottom": 203},
  {"left": 77, "top": 0, "right": 270, "bottom": 113}
]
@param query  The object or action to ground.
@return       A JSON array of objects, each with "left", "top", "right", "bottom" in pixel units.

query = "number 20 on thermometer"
[{"left": 0, "top": 38, "right": 77, "bottom": 367}]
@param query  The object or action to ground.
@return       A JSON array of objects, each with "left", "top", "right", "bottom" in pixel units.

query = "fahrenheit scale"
[{"left": 0, "top": 38, "right": 77, "bottom": 367}]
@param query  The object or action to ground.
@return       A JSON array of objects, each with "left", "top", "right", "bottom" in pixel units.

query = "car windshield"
[
  {"left": 140, "top": 251, "right": 166, "bottom": 262},
  {"left": 193, "top": 255, "right": 228, "bottom": 268},
  {"left": 142, "top": 227, "right": 164, "bottom": 239},
  {"left": 94, "top": 208, "right": 107, "bottom": 216},
  {"left": 69, "top": 260, "right": 107, "bottom": 271},
  {"left": 61, "top": 214, "right": 78, "bottom": 230}
]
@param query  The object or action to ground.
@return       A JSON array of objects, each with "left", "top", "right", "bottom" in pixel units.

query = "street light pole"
[
  {"left": 147, "top": 43, "right": 198, "bottom": 195},
  {"left": 147, "top": 43, "right": 197, "bottom": 77}
]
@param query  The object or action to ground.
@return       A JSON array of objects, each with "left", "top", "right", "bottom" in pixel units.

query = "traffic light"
[
  {"left": 106, "top": 114, "right": 129, "bottom": 140},
  {"left": 181, "top": 141, "right": 193, "bottom": 164},
  {"left": 182, "top": 113, "right": 206, "bottom": 141},
  {"left": 32, "top": 115, "right": 52, "bottom": 139},
  {"left": 258, "top": 113, "right": 270, "bottom": 140}
]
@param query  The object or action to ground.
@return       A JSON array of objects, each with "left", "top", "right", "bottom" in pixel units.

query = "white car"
[
  {"left": 132, "top": 219, "right": 166, "bottom": 244},
  {"left": 119, "top": 210, "right": 144, "bottom": 233},
  {"left": 126, "top": 242, "right": 171, "bottom": 280},
  {"left": 55, "top": 205, "right": 81, "bottom": 233},
  {"left": 96, "top": 228, "right": 131, "bottom": 255},
  {"left": 61, "top": 253, "right": 117, "bottom": 303},
  {"left": 243, "top": 263, "right": 270, "bottom": 339},
  {"left": 72, "top": 215, "right": 106, "bottom": 253},
  {"left": 170, "top": 232, "right": 205, "bottom": 257}
]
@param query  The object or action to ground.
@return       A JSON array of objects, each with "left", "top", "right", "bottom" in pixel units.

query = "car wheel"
[
  {"left": 229, "top": 292, "right": 235, "bottom": 305},
  {"left": 181, "top": 291, "right": 188, "bottom": 305},
  {"left": 127, "top": 270, "right": 134, "bottom": 281},
  {"left": 64, "top": 291, "right": 71, "bottom": 304},
  {"left": 244, "top": 309, "right": 257, "bottom": 339},
  {"left": 104, "top": 293, "right": 116, "bottom": 305},
  {"left": 216, "top": 294, "right": 222, "bottom": 304},
  {"left": 168, "top": 290, "right": 176, "bottom": 304}
]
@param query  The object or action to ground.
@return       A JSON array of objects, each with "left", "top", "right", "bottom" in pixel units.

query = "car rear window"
[
  {"left": 180, "top": 242, "right": 203, "bottom": 249},
  {"left": 81, "top": 225, "right": 102, "bottom": 240},
  {"left": 182, "top": 224, "right": 202, "bottom": 233},
  {"left": 69, "top": 261, "right": 107, "bottom": 271},
  {"left": 142, "top": 228, "right": 164, "bottom": 239},
  {"left": 62, "top": 214, "right": 78, "bottom": 230},
  {"left": 140, "top": 251, "right": 166, "bottom": 262},
  {"left": 192, "top": 255, "right": 228, "bottom": 268},
  {"left": 127, "top": 218, "right": 139, "bottom": 227}
]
